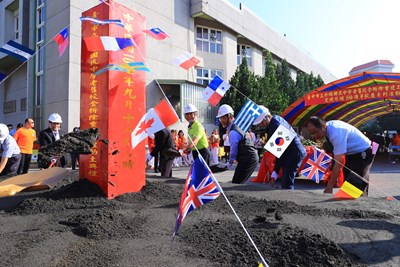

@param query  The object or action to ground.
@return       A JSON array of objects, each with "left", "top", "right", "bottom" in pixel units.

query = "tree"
[
  {"left": 221, "top": 58, "right": 259, "bottom": 114},
  {"left": 276, "top": 59, "right": 296, "bottom": 104},
  {"left": 259, "top": 52, "right": 288, "bottom": 114}
]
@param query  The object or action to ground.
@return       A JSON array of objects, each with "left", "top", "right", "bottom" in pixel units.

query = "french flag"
[
  {"left": 53, "top": 27, "right": 69, "bottom": 57},
  {"left": 84, "top": 36, "right": 135, "bottom": 51},
  {"left": 143, "top": 28, "right": 169, "bottom": 40},
  {"left": 173, "top": 52, "right": 200, "bottom": 70},
  {"left": 202, "top": 75, "right": 231, "bottom": 106}
]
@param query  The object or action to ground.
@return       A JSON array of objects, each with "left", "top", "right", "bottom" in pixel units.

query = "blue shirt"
[
  {"left": 326, "top": 120, "right": 371, "bottom": 155},
  {"left": 227, "top": 122, "right": 242, "bottom": 163},
  {"left": 1, "top": 135, "right": 21, "bottom": 158}
]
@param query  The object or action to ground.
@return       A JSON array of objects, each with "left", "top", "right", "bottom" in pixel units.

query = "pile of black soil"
[
  {"left": 38, "top": 127, "right": 101, "bottom": 168},
  {"left": 4, "top": 175, "right": 375, "bottom": 266}
]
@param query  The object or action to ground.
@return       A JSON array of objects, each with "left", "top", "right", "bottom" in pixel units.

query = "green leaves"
[{"left": 221, "top": 51, "right": 325, "bottom": 116}]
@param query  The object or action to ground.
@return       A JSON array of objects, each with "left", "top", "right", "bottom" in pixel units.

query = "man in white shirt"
[
  {"left": 0, "top": 124, "right": 21, "bottom": 176},
  {"left": 306, "top": 116, "right": 373, "bottom": 195}
]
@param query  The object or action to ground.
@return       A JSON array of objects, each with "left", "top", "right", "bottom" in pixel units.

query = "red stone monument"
[{"left": 80, "top": 0, "right": 146, "bottom": 198}]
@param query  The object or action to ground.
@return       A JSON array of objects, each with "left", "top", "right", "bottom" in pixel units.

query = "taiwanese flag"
[
  {"left": 172, "top": 52, "right": 200, "bottom": 70},
  {"left": 143, "top": 28, "right": 169, "bottom": 40},
  {"left": 173, "top": 157, "right": 220, "bottom": 237},
  {"left": 131, "top": 99, "right": 179, "bottom": 149},
  {"left": 53, "top": 27, "right": 69, "bottom": 57},
  {"left": 300, "top": 146, "right": 332, "bottom": 183},
  {"left": 202, "top": 75, "right": 231, "bottom": 106},
  {"left": 84, "top": 36, "right": 135, "bottom": 51}
]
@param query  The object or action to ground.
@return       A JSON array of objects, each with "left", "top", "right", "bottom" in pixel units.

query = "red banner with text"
[
  {"left": 305, "top": 83, "right": 400, "bottom": 106},
  {"left": 80, "top": 0, "right": 146, "bottom": 198}
]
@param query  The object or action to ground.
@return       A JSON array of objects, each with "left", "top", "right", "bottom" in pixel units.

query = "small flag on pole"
[
  {"left": 264, "top": 124, "right": 295, "bottom": 158},
  {"left": 334, "top": 181, "right": 364, "bottom": 199},
  {"left": 143, "top": 28, "right": 169, "bottom": 40},
  {"left": 53, "top": 27, "right": 69, "bottom": 57},
  {"left": 131, "top": 99, "right": 179, "bottom": 149},
  {"left": 202, "top": 75, "right": 230, "bottom": 106},
  {"left": 233, "top": 100, "right": 263, "bottom": 133},
  {"left": 300, "top": 147, "right": 332, "bottom": 183},
  {"left": 173, "top": 52, "right": 200, "bottom": 70},
  {"left": 173, "top": 157, "right": 220, "bottom": 237},
  {"left": 94, "top": 62, "right": 150, "bottom": 76},
  {"left": 0, "top": 40, "right": 35, "bottom": 62},
  {"left": 80, "top": 17, "right": 125, "bottom": 27},
  {"left": 84, "top": 37, "right": 135, "bottom": 51}
]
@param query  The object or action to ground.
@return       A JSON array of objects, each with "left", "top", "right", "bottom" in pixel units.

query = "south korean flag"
[{"left": 264, "top": 124, "right": 295, "bottom": 158}]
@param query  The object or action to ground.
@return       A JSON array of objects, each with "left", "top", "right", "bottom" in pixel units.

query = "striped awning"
[{"left": 281, "top": 72, "right": 400, "bottom": 128}]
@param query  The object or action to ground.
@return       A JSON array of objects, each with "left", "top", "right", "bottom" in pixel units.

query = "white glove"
[
  {"left": 146, "top": 154, "right": 153, "bottom": 162},
  {"left": 271, "top": 171, "right": 278, "bottom": 181},
  {"left": 225, "top": 162, "right": 232, "bottom": 170}
]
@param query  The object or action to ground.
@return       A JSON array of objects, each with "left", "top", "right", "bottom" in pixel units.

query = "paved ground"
[{"left": 147, "top": 152, "right": 400, "bottom": 200}]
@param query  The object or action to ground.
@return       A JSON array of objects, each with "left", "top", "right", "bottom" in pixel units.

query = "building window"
[
  {"left": 196, "top": 26, "right": 222, "bottom": 54},
  {"left": 4, "top": 100, "right": 16, "bottom": 114},
  {"left": 196, "top": 68, "right": 224, "bottom": 86},
  {"left": 14, "top": 10, "right": 19, "bottom": 40},
  {"left": 237, "top": 44, "right": 252, "bottom": 67},
  {"left": 21, "top": 98, "right": 27, "bottom": 111},
  {"left": 35, "top": 0, "right": 45, "bottom": 108}
]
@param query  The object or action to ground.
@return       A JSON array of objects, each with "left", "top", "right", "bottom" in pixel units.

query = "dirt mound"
[{"left": 1, "top": 174, "right": 396, "bottom": 266}]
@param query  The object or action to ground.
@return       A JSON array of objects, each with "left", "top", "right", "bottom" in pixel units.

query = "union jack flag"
[
  {"left": 173, "top": 158, "right": 220, "bottom": 237},
  {"left": 300, "top": 147, "right": 332, "bottom": 183}
]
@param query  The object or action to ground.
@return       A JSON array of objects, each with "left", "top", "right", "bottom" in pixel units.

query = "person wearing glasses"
[
  {"left": 216, "top": 104, "right": 258, "bottom": 184},
  {"left": 38, "top": 113, "right": 66, "bottom": 168},
  {"left": 14, "top": 118, "right": 37, "bottom": 174},
  {"left": 305, "top": 116, "right": 373, "bottom": 195}
]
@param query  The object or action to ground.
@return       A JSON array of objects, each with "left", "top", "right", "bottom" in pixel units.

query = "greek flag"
[{"left": 233, "top": 100, "right": 263, "bottom": 133}]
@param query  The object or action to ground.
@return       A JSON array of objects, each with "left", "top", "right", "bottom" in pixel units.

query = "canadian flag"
[
  {"left": 131, "top": 99, "right": 179, "bottom": 149},
  {"left": 172, "top": 52, "right": 200, "bottom": 70}
]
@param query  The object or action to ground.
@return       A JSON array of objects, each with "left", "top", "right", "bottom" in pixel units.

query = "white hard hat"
[
  {"left": 216, "top": 104, "right": 234, "bottom": 118},
  {"left": 48, "top": 113, "right": 62, "bottom": 123},
  {"left": 0, "top": 123, "right": 10, "bottom": 142},
  {"left": 184, "top": 104, "right": 198, "bottom": 114},
  {"left": 253, "top": 105, "right": 271, "bottom": 125}
]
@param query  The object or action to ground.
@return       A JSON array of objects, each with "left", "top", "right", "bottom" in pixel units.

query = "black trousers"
[
  {"left": 232, "top": 153, "right": 258, "bottom": 184},
  {"left": 344, "top": 148, "right": 374, "bottom": 196},
  {"left": 1, "top": 154, "right": 21, "bottom": 176},
  {"left": 17, "top": 153, "right": 32, "bottom": 174},
  {"left": 192, "top": 148, "right": 210, "bottom": 166},
  {"left": 159, "top": 155, "right": 173, "bottom": 177},
  {"left": 71, "top": 153, "right": 80, "bottom": 170}
]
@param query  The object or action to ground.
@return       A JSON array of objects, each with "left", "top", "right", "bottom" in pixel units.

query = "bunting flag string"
[{"left": 80, "top": 16, "right": 125, "bottom": 27}]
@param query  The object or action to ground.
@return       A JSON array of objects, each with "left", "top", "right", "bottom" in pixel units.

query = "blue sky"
[{"left": 228, "top": 0, "right": 400, "bottom": 79}]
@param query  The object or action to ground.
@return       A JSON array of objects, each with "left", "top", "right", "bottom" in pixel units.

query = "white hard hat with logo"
[
  {"left": 0, "top": 123, "right": 10, "bottom": 142},
  {"left": 48, "top": 113, "right": 63, "bottom": 123},
  {"left": 216, "top": 104, "right": 234, "bottom": 118},
  {"left": 184, "top": 104, "right": 198, "bottom": 114},
  {"left": 253, "top": 105, "right": 271, "bottom": 125}
]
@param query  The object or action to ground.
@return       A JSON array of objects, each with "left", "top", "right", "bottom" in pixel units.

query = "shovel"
[{"left": 0, "top": 167, "right": 69, "bottom": 197}]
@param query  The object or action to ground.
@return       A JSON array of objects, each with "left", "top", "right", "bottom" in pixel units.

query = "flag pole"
[
  {"left": 198, "top": 157, "right": 270, "bottom": 267},
  {"left": 127, "top": 25, "right": 269, "bottom": 266}
]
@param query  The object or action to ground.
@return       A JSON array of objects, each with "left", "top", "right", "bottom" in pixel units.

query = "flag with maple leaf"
[{"left": 131, "top": 99, "right": 179, "bottom": 149}]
